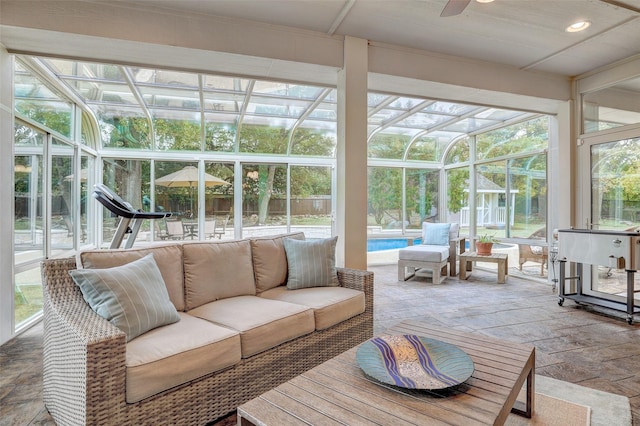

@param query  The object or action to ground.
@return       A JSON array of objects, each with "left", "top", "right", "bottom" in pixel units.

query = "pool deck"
[{"left": 368, "top": 242, "right": 521, "bottom": 270}]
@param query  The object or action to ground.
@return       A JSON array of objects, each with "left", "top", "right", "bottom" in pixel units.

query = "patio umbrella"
[{"left": 155, "top": 165, "right": 229, "bottom": 214}]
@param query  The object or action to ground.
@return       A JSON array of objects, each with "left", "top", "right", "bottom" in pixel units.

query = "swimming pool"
[
  {"left": 367, "top": 238, "right": 513, "bottom": 252},
  {"left": 367, "top": 237, "right": 421, "bottom": 252}
]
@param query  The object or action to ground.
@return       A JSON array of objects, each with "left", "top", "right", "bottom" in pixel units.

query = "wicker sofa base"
[{"left": 42, "top": 257, "right": 373, "bottom": 426}]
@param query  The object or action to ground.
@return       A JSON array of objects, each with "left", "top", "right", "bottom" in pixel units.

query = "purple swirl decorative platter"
[{"left": 355, "top": 334, "right": 474, "bottom": 390}]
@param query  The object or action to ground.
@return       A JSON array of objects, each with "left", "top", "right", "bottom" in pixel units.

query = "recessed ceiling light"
[
  {"left": 566, "top": 20, "right": 591, "bottom": 32},
  {"left": 476, "top": 0, "right": 495, "bottom": 3}
]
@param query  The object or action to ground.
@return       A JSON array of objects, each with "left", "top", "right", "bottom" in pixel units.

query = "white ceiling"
[{"left": 111, "top": 0, "right": 640, "bottom": 77}]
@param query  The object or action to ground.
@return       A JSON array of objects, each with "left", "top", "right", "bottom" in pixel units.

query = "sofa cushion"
[
  {"left": 69, "top": 253, "right": 181, "bottom": 342},
  {"left": 422, "top": 223, "right": 451, "bottom": 246},
  {"left": 77, "top": 243, "right": 185, "bottom": 311},
  {"left": 250, "top": 232, "right": 306, "bottom": 293},
  {"left": 188, "top": 296, "right": 315, "bottom": 358},
  {"left": 260, "top": 286, "right": 365, "bottom": 330},
  {"left": 125, "top": 312, "right": 241, "bottom": 403},
  {"left": 399, "top": 244, "right": 450, "bottom": 262},
  {"left": 283, "top": 236, "right": 339, "bottom": 289},
  {"left": 183, "top": 240, "right": 256, "bottom": 310}
]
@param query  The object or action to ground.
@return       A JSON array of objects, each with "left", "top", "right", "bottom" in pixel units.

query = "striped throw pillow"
[
  {"left": 283, "top": 236, "right": 339, "bottom": 289},
  {"left": 69, "top": 253, "right": 180, "bottom": 342}
]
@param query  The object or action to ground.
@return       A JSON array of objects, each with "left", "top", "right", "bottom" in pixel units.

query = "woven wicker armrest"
[
  {"left": 42, "top": 257, "right": 128, "bottom": 425},
  {"left": 337, "top": 267, "right": 374, "bottom": 316}
]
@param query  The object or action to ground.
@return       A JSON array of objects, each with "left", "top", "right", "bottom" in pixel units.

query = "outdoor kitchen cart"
[{"left": 557, "top": 228, "right": 640, "bottom": 324}]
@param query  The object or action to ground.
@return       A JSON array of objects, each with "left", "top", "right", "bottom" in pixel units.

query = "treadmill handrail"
[{"left": 93, "top": 184, "right": 171, "bottom": 220}]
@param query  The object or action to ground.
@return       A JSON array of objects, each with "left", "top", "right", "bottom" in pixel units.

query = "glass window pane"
[
  {"left": 252, "top": 81, "right": 323, "bottom": 99},
  {"left": 203, "top": 162, "right": 234, "bottom": 240},
  {"left": 79, "top": 155, "right": 94, "bottom": 246},
  {"left": 102, "top": 158, "right": 152, "bottom": 247},
  {"left": 477, "top": 117, "right": 548, "bottom": 160},
  {"left": 406, "top": 169, "right": 439, "bottom": 228},
  {"left": 445, "top": 138, "right": 470, "bottom": 164},
  {"left": 98, "top": 110, "right": 151, "bottom": 149},
  {"left": 44, "top": 59, "right": 126, "bottom": 81},
  {"left": 239, "top": 125, "right": 287, "bottom": 154},
  {"left": 591, "top": 138, "right": 640, "bottom": 231},
  {"left": 141, "top": 86, "right": 200, "bottom": 110},
  {"left": 51, "top": 143, "right": 74, "bottom": 254},
  {"left": 241, "top": 164, "right": 287, "bottom": 237},
  {"left": 205, "top": 121, "right": 236, "bottom": 152},
  {"left": 15, "top": 266, "right": 44, "bottom": 328},
  {"left": 153, "top": 115, "right": 201, "bottom": 151},
  {"left": 582, "top": 76, "right": 640, "bottom": 134},
  {"left": 290, "top": 166, "right": 332, "bottom": 238},
  {"left": 407, "top": 137, "right": 441, "bottom": 161},
  {"left": 290, "top": 127, "right": 336, "bottom": 157},
  {"left": 368, "top": 133, "right": 410, "bottom": 159},
  {"left": 14, "top": 126, "right": 45, "bottom": 259},
  {"left": 133, "top": 68, "right": 199, "bottom": 87},
  {"left": 15, "top": 61, "right": 73, "bottom": 137},
  {"left": 510, "top": 154, "right": 547, "bottom": 239},
  {"left": 476, "top": 163, "right": 508, "bottom": 239},
  {"left": 446, "top": 167, "right": 470, "bottom": 232},
  {"left": 368, "top": 167, "right": 403, "bottom": 229}
]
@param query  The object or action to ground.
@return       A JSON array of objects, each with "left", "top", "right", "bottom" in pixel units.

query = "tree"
[
  {"left": 240, "top": 125, "right": 334, "bottom": 224},
  {"left": 368, "top": 167, "right": 402, "bottom": 225},
  {"left": 447, "top": 168, "right": 469, "bottom": 214}
]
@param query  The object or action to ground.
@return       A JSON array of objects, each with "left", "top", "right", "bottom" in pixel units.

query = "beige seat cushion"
[
  {"left": 260, "top": 286, "right": 365, "bottom": 330},
  {"left": 188, "top": 296, "right": 315, "bottom": 358},
  {"left": 250, "top": 232, "right": 305, "bottom": 293},
  {"left": 125, "top": 312, "right": 241, "bottom": 403},
  {"left": 77, "top": 243, "right": 185, "bottom": 311},
  {"left": 399, "top": 244, "right": 449, "bottom": 262},
  {"left": 183, "top": 240, "right": 256, "bottom": 310}
]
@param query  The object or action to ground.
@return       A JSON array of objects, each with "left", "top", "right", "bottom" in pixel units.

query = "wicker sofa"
[{"left": 41, "top": 232, "right": 373, "bottom": 425}]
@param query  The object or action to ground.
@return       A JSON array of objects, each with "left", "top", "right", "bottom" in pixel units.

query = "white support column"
[
  {"left": 336, "top": 36, "right": 368, "bottom": 269},
  {"left": 0, "top": 46, "right": 15, "bottom": 345}
]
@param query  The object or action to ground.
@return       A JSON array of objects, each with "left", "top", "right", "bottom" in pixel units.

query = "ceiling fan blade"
[{"left": 440, "top": 0, "right": 472, "bottom": 17}]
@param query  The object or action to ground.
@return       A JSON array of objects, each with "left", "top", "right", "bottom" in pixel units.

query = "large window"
[{"left": 9, "top": 54, "right": 556, "bottom": 341}]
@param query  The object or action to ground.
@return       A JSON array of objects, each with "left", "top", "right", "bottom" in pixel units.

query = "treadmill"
[{"left": 93, "top": 184, "right": 172, "bottom": 249}]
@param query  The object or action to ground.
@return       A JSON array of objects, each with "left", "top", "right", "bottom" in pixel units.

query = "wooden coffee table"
[
  {"left": 459, "top": 251, "right": 509, "bottom": 283},
  {"left": 238, "top": 320, "right": 535, "bottom": 425}
]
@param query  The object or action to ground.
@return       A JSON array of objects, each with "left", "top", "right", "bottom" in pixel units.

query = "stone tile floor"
[{"left": 2, "top": 263, "right": 640, "bottom": 425}]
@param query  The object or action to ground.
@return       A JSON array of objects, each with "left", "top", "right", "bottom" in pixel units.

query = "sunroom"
[{"left": 2, "top": 0, "right": 640, "bottom": 347}]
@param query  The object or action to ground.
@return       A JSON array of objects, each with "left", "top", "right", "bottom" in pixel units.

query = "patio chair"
[
  {"left": 155, "top": 219, "right": 171, "bottom": 240},
  {"left": 165, "top": 219, "right": 185, "bottom": 240},
  {"left": 398, "top": 222, "right": 461, "bottom": 284},
  {"left": 204, "top": 219, "right": 216, "bottom": 239},
  {"left": 518, "top": 227, "right": 547, "bottom": 276},
  {"left": 213, "top": 216, "right": 229, "bottom": 239}
]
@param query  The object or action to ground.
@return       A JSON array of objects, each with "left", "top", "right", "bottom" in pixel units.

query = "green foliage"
[
  {"left": 447, "top": 168, "right": 469, "bottom": 214},
  {"left": 15, "top": 101, "right": 71, "bottom": 137},
  {"left": 239, "top": 125, "right": 287, "bottom": 154},
  {"left": 102, "top": 116, "right": 150, "bottom": 149},
  {"left": 368, "top": 133, "right": 410, "bottom": 159},
  {"left": 205, "top": 125, "right": 236, "bottom": 152},
  {"left": 477, "top": 233, "right": 497, "bottom": 243},
  {"left": 291, "top": 128, "right": 335, "bottom": 156},
  {"left": 445, "top": 138, "right": 470, "bottom": 164},
  {"left": 368, "top": 167, "right": 402, "bottom": 225},
  {"left": 154, "top": 119, "right": 201, "bottom": 150},
  {"left": 407, "top": 138, "right": 439, "bottom": 161},
  {"left": 477, "top": 117, "right": 548, "bottom": 160}
]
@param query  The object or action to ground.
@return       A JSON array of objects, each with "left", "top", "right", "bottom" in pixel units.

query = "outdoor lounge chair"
[
  {"left": 518, "top": 227, "right": 547, "bottom": 276},
  {"left": 398, "top": 222, "right": 461, "bottom": 284}
]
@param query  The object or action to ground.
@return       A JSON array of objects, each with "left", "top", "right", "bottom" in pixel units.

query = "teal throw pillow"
[
  {"left": 422, "top": 223, "right": 452, "bottom": 246},
  {"left": 69, "top": 253, "right": 180, "bottom": 342},
  {"left": 283, "top": 236, "right": 339, "bottom": 289}
]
